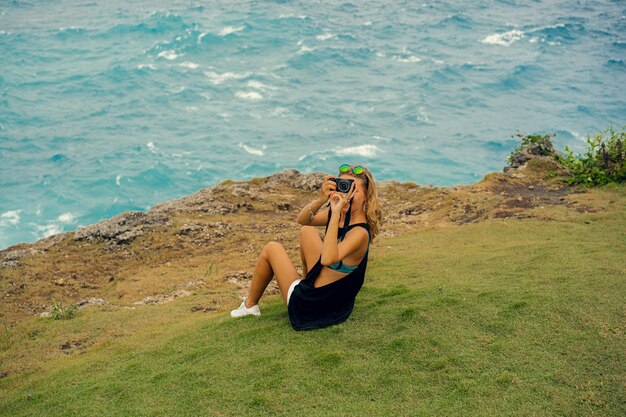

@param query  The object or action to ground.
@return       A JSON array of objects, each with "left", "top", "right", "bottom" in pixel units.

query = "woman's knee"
[
  {"left": 300, "top": 225, "right": 316, "bottom": 241},
  {"left": 262, "top": 241, "right": 283, "bottom": 258}
]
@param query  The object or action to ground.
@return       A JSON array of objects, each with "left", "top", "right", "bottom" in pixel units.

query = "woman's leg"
[{"left": 246, "top": 241, "right": 302, "bottom": 307}]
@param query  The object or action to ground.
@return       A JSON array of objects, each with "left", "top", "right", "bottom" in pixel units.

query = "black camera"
[{"left": 330, "top": 178, "right": 354, "bottom": 193}]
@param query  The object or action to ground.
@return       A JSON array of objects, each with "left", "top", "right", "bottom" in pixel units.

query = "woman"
[{"left": 230, "top": 164, "right": 382, "bottom": 331}]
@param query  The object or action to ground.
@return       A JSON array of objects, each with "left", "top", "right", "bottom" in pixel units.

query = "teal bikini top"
[
  {"left": 328, "top": 259, "right": 359, "bottom": 273},
  {"left": 327, "top": 227, "right": 369, "bottom": 273}
]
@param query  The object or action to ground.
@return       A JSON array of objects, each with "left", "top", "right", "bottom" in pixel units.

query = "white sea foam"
[
  {"left": 297, "top": 151, "right": 328, "bottom": 162},
  {"left": 0, "top": 210, "right": 21, "bottom": 227},
  {"left": 219, "top": 26, "right": 245, "bottom": 36},
  {"left": 298, "top": 45, "right": 315, "bottom": 54},
  {"left": 238, "top": 143, "right": 266, "bottom": 156},
  {"left": 392, "top": 55, "right": 422, "bottom": 63},
  {"left": 272, "top": 107, "right": 288, "bottom": 116},
  {"left": 34, "top": 223, "right": 62, "bottom": 239},
  {"left": 316, "top": 33, "right": 336, "bottom": 41},
  {"left": 147, "top": 141, "right": 158, "bottom": 153},
  {"left": 57, "top": 213, "right": 75, "bottom": 224},
  {"left": 481, "top": 29, "right": 525, "bottom": 46},
  {"left": 180, "top": 62, "right": 199, "bottom": 69},
  {"left": 116, "top": 175, "right": 122, "bottom": 186},
  {"left": 186, "top": 106, "right": 199, "bottom": 112},
  {"left": 204, "top": 71, "right": 251, "bottom": 85},
  {"left": 416, "top": 107, "right": 430, "bottom": 123},
  {"left": 247, "top": 80, "right": 274, "bottom": 90},
  {"left": 278, "top": 14, "right": 308, "bottom": 20},
  {"left": 197, "top": 31, "right": 210, "bottom": 44},
  {"left": 158, "top": 50, "right": 179, "bottom": 60},
  {"left": 334, "top": 144, "right": 380, "bottom": 158},
  {"left": 235, "top": 91, "right": 263, "bottom": 101},
  {"left": 137, "top": 63, "right": 157, "bottom": 70}
]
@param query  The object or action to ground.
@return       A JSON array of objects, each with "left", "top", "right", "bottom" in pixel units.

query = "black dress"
[{"left": 287, "top": 204, "right": 371, "bottom": 331}]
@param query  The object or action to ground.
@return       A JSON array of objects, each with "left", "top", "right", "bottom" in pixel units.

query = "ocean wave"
[
  {"left": 179, "top": 62, "right": 199, "bottom": 69},
  {"left": 204, "top": 70, "right": 251, "bottom": 85},
  {"left": 0, "top": 210, "right": 21, "bottom": 227},
  {"left": 277, "top": 15, "right": 311, "bottom": 21},
  {"left": 50, "top": 153, "right": 71, "bottom": 163},
  {"left": 605, "top": 59, "right": 626, "bottom": 69},
  {"left": 316, "top": 33, "right": 336, "bottom": 41},
  {"left": 498, "top": 64, "right": 547, "bottom": 89},
  {"left": 57, "top": 212, "right": 75, "bottom": 223},
  {"left": 239, "top": 143, "right": 266, "bottom": 156},
  {"left": 334, "top": 144, "right": 380, "bottom": 158},
  {"left": 527, "top": 22, "right": 585, "bottom": 45},
  {"left": 33, "top": 223, "right": 63, "bottom": 239},
  {"left": 56, "top": 27, "right": 87, "bottom": 39},
  {"left": 288, "top": 47, "right": 360, "bottom": 70},
  {"left": 146, "top": 141, "right": 159, "bottom": 153},
  {"left": 235, "top": 91, "right": 263, "bottom": 101},
  {"left": 247, "top": 80, "right": 274, "bottom": 90},
  {"left": 481, "top": 29, "right": 524, "bottom": 46},
  {"left": 439, "top": 13, "right": 474, "bottom": 29},
  {"left": 137, "top": 63, "right": 157, "bottom": 70},
  {"left": 158, "top": 50, "right": 179, "bottom": 60},
  {"left": 100, "top": 12, "right": 190, "bottom": 37},
  {"left": 219, "top": 25, "right": 245, "bottom": 36}
]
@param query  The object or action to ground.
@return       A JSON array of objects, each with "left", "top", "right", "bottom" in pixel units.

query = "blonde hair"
[{"left": 339, "top": 164, "right": 383, "bottom": 243}]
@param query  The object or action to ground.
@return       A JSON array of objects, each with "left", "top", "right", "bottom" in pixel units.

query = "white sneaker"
[{"left": 230, "top": 297, "right": 261, "bottom": 318}]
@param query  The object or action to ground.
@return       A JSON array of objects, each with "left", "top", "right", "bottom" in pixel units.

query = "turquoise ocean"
[{"left": 1, "top": 0, "right": 624, "bottom": 249}]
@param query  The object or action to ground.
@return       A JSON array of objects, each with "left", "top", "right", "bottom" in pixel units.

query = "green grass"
[{"left": 1, "top": 199, "right": 624, "bottom": 416}]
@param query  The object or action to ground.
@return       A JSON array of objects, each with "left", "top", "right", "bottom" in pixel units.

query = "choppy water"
[{"left": 1, "top": 0, "right": 624, "bottom": 249}]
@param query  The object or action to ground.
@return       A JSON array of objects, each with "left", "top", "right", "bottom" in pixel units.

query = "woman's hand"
[
  {"left": 319, "top": 175, "right": 337, "bottom": 204},
  {"left": 329, "top": 181, "right": 356, "bottom": 213}
]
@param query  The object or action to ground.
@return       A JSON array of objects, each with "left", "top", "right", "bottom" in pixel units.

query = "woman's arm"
[
  {"left": 296, "top": 175, "right": 335, "bottom": 225},
  {"left": 320, "top": 208, "right": 340, "bottom": 264},
  {"left": 296, "top": 198, "right": 328, "bottom": 225},
  {"left": 320, "top": 212, "right": 368, "bottom": 265}
]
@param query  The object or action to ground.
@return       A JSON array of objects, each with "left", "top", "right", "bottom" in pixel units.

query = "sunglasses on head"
[{"left": 339, "top": 164, "right": 365, "bottom": 175}]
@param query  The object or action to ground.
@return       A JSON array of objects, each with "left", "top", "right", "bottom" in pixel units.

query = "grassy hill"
[{"left": 0, "top": 179, "right": 624, "bottom": 416}]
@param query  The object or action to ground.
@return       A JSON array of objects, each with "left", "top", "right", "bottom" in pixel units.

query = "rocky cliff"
[{"left": 0, "top": 154, "right": 607, "bottom": 326}]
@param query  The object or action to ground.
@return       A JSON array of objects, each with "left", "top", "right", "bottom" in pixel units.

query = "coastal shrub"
[
  {"left": 558, "top": 125, "right": 626, "bottom": 187},
  {"left": 505, "top": 131, "right": 560, "bottom": 171},
  {"left": 50, "top": 298, "right": 78, "bottom": 320},
  {"left": 506, "top": 126, "right": 626, "bottom": 187}
]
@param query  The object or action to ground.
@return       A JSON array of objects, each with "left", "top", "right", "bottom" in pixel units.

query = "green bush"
[
  {"left": 50, "top": 298, "right": 78, "bottom": 320},
  {"left": 505, "top": 131, "right": 560, "bottom": 171},
  {"left": 507, "top": 132, "right": 557, "bottom": 162},
  {"left": 559, "top": 126, "right": 626, "bottom": 187}
]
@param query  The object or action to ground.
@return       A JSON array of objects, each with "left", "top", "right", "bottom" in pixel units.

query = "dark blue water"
[{"left": 1, "top": 0, "right": 624, "bottom": 248}]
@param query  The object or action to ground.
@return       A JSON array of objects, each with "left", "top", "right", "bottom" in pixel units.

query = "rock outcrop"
[{"left": 1, "top": 155, "right": 608, "bottom": 326}]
